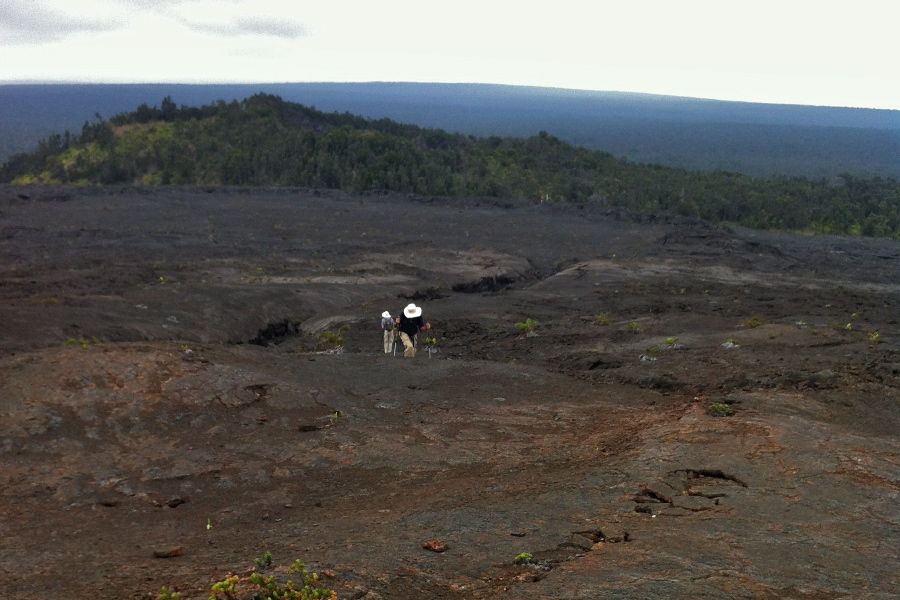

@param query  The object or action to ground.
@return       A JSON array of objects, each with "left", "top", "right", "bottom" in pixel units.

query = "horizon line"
[{"left": 1, "top": 80, "right": 897, "bottom": 113}]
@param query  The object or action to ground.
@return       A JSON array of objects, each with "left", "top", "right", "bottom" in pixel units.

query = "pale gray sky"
[{"left": 1, "top": 0, "right": 898, "bottom": 109}]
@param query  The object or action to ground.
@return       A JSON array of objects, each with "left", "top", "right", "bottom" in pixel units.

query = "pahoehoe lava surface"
[{"left": 1, "top": 185, "right": 898, "bottom": 599}]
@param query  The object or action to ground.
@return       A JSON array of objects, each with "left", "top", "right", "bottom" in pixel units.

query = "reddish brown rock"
[
  {"left": 421, "top": 539, "right": 448, "bottom": 553},
  {"left": 152, "top": 546, "right": 183, "bottom": 559}
]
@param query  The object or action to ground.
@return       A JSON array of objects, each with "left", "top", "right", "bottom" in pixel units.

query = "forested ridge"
[{"left": 3, "top": 93, "right": 900, "bottom": 239}]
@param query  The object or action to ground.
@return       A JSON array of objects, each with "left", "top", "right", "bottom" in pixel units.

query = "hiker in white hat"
[
  {"left": 380, "top": 311, "right": 396, "bottom": 353},
  {"left": 396, "top": 303, "right": 430, "bottom": 358}
]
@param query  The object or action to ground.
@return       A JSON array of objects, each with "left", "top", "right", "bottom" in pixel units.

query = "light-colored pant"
[
  {"left": 399, "top": 332, "right": 417, "bottom": 357},
  {"left": 383, "top": 329, "right": 394, "bottom": 353}
]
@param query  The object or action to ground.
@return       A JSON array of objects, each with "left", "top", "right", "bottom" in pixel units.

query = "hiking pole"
[{"left": 423, "top": 323, "right": 434, "bottom": 359}]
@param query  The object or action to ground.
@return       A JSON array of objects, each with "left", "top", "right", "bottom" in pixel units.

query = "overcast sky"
[{"left": 1, "top": 0, "right": 898, "bottom": 110}]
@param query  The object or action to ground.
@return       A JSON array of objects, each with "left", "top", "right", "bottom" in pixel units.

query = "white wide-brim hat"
[
  {"left": 403, "top": 303, "right": 422, "bottom": 318},
  {"left": 382, "top": 311, "right": 391, "bottom": 319}
]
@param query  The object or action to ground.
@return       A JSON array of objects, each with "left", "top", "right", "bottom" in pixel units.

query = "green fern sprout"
[
  {"left": 515, "top": 318, "right": 539, "bottom": 334},
  {"left": 255, "top": 549, "right": 273, "bottom": 569}
]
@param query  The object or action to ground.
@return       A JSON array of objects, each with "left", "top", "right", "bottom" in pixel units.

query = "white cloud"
[
  {"left": 0, "top": 0, "right": 898, "bottom": 109},
  {"left": 0, "top": 0, "right": 123, "bottom": 45},
  {"left": 180, "top": 16, "right": 308, "bottom": 39}
]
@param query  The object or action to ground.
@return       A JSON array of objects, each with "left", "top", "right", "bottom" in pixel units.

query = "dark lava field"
[{"left": 1, "top": 185, "right": 898, "bottom": 599}]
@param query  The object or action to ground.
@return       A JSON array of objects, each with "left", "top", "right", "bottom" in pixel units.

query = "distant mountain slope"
[{"left": 2, "top": 82, "right": 899, "bottom": 178}]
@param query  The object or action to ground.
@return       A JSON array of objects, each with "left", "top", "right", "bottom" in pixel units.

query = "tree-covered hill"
[
  {"left": 3, "top": 93, "right": 900, "bottom": 239},
  {"left": 4, "top": 83, "right": 900, "bottom": 178}
]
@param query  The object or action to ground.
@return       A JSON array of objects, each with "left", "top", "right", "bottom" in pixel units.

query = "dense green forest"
[{"left": 3, "top": 93, "right": 900, "bottom": 239}]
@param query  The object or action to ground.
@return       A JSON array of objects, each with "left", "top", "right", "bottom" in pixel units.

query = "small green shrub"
[
  {"left": 627, "top": 322, "right": 642, "bottom": 332},
  {"left": 157, "top": 587, "right": 183, "bottom": 600},
  {"left": 595, "top": 313, "right": 611, "bottom": 326},
  {"left": 209, "top": 574, "right": 239, "bottom": 599},
  {"left": 65, "top": 337, "right": 94, "bottom": 349},
  {"left": 318, "top": 331, "right": 343, "bottom": 347},
  {"left": 709, "top": 403, "right": 733, "bottom": 417},
  {"left": 205, "top": 558, "right": 337, "bottom": 600},
  {"left": 514, "top": 552, "right": 533, "bottom": 564},
  {"left": 868, "top": 332, "right": 882, "bottom": 347},
  {"left": 643, "top": 345, "right": 660, "bottom": 355},
  {"left": 665, "top": 337, "right": 679, "bottom": 346},
  {"left": 740, "top": 316, "right": 765, "bottom": 328},
  {"left": 318, "top": 325, "right": 350, "bottom": 349}
]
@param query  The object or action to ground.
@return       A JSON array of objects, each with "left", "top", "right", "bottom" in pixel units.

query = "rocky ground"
[{"left": 0, "top": 185, "right": 898, "bottom": 599}]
